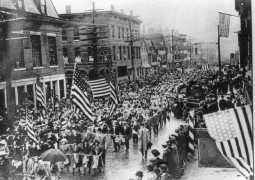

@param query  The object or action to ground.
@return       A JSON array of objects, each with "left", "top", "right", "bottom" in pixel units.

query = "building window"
[
  {"left": 45, "top": 81, "right": 51, "bottom": 102},
  {"left": 31, "top": 35, "right": 42, "bottom": 67},
  {"left": 118, "top": 27, "right": 121, "bottom": 39},
  {"left": 27, "top": 84, "right": 34, "bottom": 103},
  {"left": 17, "top": 86, "right": 24, "bottom": 105},
  {"left": 62, "top": 29, "right": 67, "bottom": 41},
  {"left": 75, "top": 47, "right": 81, "bottom": 62},
  {"left": 40, "top": 0, "right": 46, "bottom": 15},
  {"left": 122, "top": 28, "right": 124, "bottom": 40},
  {"left": 111, "top": 25, "right": 115, "bottom": 38},
  {"left": 123, "top": 46, "right": 126, "bottom": 60},
  {"left": 119, "top": 46, "right": 122, "bottom": 60},
  {"left": 14, "top": 39, "right": 24, "bottom": 69},
  {"left": 48, "top": 37, "right": 57, "bottom": 66},
  {"left": 113, "top": 46, "right": 116, "bottom": 61},
  {"left": 127, "top": 46, "right": 130, "bottom": 59},
  {"left": 74, "top": 28, "right": 80, "bottom": 40}
]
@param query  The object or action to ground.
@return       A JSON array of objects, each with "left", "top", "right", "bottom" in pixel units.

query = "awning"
[{"left": 142, "top": 62, "right": 151, "bottom": 68}]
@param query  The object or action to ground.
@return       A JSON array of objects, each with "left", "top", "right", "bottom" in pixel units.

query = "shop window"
[
  {"left": 31, "top": 35, "right": 42, "bottom": 67},
  {"left": 59, "top": 80, "right": 65, "bottom": 99},
  {"left": 27, "top": 84, "right": 34, "bottom": 103},
  {"left": 17, "top": 86, "right": 24, "bottom": 105},
  {"left": 48, "top": 37, "right": 58, "bottom": 66}
]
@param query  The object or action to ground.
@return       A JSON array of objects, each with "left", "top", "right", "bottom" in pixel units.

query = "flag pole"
[{"left": 218, "top": 25, "right": 222, "bottom": 94}]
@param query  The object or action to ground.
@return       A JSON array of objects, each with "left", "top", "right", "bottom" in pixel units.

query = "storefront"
[{"left": 0, "top": 74, "right": 66, "bottom": 109}]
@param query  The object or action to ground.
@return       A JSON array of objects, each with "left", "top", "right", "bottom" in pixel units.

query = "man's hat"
[
  {"left": 151, "top": 149, "right": 160, "bottom": 157},
  {"left": 146, "top": 163, "right": 154, "bottom": 171},
  {"left": 162, "top": 143, "right": 168, "bottom": 148},
  {"left": 135, "top": 171, "right": 143, "bottom": 177},
  {"left": 159, "top": 164, "right": 168, "bottom": 171}
]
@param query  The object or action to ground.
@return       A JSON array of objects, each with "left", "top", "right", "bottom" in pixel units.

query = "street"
[{"left": 62, "top": 117, "right": 186, "bottom": 180}]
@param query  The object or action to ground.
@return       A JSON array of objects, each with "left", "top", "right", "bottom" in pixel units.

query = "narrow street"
[{"left": 62, "top": 117, "right": 186, "bottom": 180}]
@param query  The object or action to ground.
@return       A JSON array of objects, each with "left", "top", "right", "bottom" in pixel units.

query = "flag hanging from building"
[
  {"left": 71, "top": 64, "right": 93, "bottom": 121},
  {"left": 36, "top": 75, "right": 46, "bottom": 114},
  {"left": 26, "top": 110, "right": 38, "bottom": 143},
  {"left": 204, "top": 105, "right": 253, "bottom": 177},
  {"left": 187, "top": 114, "right": 195, "bottom": 155},
  {"left": 87, "top": 78, "right": 111, "bottom": 98},
  {"left": 219, "top": 12, "right": 231, "bottom": 38}
]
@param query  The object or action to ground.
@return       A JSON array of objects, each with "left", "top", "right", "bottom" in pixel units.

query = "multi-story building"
[
  {"left": 59, "top": 5, "right": 142, "bottom": 84},
  {"left": 140, "top": 38, "right": 153, "bottom": 78},
  {"left": 0, "top": 0, "right": 66, "bottom": 113},
  {"left": 141, "top": 33, "right": 167, "bottom": 72}
]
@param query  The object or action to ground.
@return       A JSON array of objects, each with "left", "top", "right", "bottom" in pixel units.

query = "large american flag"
[
  {"left": 109, "top": 81, "right": 118, "bottom": 115},
  {"left": 71, "top": 64, "right": 93, "bottom": 121},
  {"left": 204, "top": 105, "right": 253, "bottom": 177},
  {"left": 219, "top": 12, "right": 231, "bottom": 38},
  {"left": 87, "top": 78, "right": 111, "bottom": 98},
  {"left": 26, "top": 110, "right": 38, "bottom": 143},
  {"left": 35, "top": 75, "right": 46, "bottom": 114},
  {"left": 187, "top": 114, "right": 195, "bottom": 155}
]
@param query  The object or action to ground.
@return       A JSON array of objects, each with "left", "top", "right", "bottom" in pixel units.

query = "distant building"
[
  {"left": 59, "top": 5, "right": 142, "bottom": 83},
  {"left": 0, "top": 0, "right": 66, "bottom": 112}
]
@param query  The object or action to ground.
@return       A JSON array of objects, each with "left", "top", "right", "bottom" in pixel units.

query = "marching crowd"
[{"left": 0, "top": 65, "right": 250, "bottom": 180}]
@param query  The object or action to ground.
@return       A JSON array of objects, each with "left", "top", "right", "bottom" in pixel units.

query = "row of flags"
[{"left": 202, "top": 64, "right": 210, "bottom": 71}]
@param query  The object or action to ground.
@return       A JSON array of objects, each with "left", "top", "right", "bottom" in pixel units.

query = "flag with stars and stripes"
[
  {"left": 26, "top": 110, "right": 38, "bottom": 143},
  {"left": 204, "top": 105, "right": 253, "bottom": 177},
  {"left": 87, "top": 78, "right": 111, "bottom": 98},
  {"left": 71, "top": 64, "right": 93, "bottom": 121},
  {"left": 187, "top": 114, "right": 195, "bottom": 155},
  {"left": 109, "top": 81, "right": 118, "bottom": 116},
  {"left": 219, "top": 12, "right": 231, "bottom": 38},
  {"left": 35, "top": 75, "right": 46, "bottom": 115}
]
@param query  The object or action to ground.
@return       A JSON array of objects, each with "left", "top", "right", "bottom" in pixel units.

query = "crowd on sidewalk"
[{"left": 0, "top": 65, "right": 251, "bottom": 180}]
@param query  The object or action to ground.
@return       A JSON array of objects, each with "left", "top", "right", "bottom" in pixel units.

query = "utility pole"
[
  {"left": 125, "top": 15, "right": 139, "bottom": 90},
  {"left": 80, "top": 3, "right": 108, "bottom": 80},
  {"left": 218, "top": 25, "right": 221, "bottom": 78},
  {"left": 171, "top": 29, "right": 174, "bottom": 72}
]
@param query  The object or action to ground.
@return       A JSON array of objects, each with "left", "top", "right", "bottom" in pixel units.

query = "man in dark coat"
[
  {"left": 122, "top": 121, "right": 132, "bottom": 151},
  {"left": 110, "top": 121, "right": 123, "bottom": 152},
  {"left": 219, "top": 95, "right": 227, "bottom": 111},
  {"left": 162, "top": 143, "right": 171, "bottom": 175}
]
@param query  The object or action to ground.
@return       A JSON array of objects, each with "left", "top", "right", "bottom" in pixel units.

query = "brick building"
[
  {"left": 59, "top": 5, "right": 142, "bottom": 84},
  {"left": 0, "top": 0, "right": 66, "bottom": 112}
]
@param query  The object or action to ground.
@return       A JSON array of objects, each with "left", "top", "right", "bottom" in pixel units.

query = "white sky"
[{"left": 51, "top": 0, "right": 240, "bottom": 59}]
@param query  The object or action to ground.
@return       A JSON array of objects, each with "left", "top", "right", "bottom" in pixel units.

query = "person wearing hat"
[
  {"left": 159, "top": 164, "right": 171, "bottom": 180},
  {"left": 138, "top": 123, "right": 150, "bottom": 159},
  {"left": 135, "top": 170, "right": 143, "bottom": 180},
  {"left": 146, "top": 163, "right": 157, "bottom": 180},
  {"left": 162, "top": 141, "right": 171, "bottom": 175},
  {"left": 132, "top": 120, "right": 140, "bottom": 145},
  {"left": 110, "top": 121, "right": 123, "bottom": 152},
  {"left": 219, "top": 95, "right": 227, "bottom": 111},
  {"left": 59, "top": 138, "right": 70, "bottom": 173},
  {"left": 122, "top": 120, "right": 132, "bottom": 152}
]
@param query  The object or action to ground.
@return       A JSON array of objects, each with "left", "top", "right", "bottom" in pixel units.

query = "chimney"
[
  {"left": 66, "top": 5, "right": 71, "bottom": 14},
  {"left": 121, "top": 9, "right": 124, "bottom": 14},
  {"left": 143, "top": 25, "right": 145, "bottom": 34},
  {"left": 111, "top": 5, "right": 115, "bottom": 11},
  {"left": 130, "top": 10, "right": 133, "bottom": 16}
]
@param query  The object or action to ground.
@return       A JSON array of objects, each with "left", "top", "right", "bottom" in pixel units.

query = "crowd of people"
[{"left": 0, "top": 65, "right": 251, "bottom": 180}]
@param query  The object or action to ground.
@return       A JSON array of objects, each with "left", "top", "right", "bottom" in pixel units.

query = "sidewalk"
[{"left": 180, "top": 150, "right": 245, "bottom": 180}]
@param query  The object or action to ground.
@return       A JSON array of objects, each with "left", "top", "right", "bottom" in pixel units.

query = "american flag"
[
  {"left": 87, "top": 78, "right": 111, "bottom": 98},
  {"left": 187, "top": 113, "right": 195, "bottom": 155},
  {"left": 71, "top": 64, "right": 93, "bottom": 121},
  {"left": 219, "top": 12, "right": 231, "bottom": 38},
  {"left": 202, "top": 64, "right": 209, "bottom": 71},
  {"left": 204, "top": 105, "right": 253, "bottom": 177},
  {"left": 35, "top": 75, "right": 46, "bottom": 114},
  {"left": 26, "top": 110, "right": 38, "bottom": 143},
  {"left": 109, "top": 81, "right": 118, "bottom": 115}
]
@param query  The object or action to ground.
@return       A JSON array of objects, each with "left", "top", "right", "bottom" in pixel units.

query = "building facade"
[
  {"left": 59, "top": 5, "right": 142, "bottom": 84},
  {"left": 0, "top": 0, "right": 66, "bottom": 113}
]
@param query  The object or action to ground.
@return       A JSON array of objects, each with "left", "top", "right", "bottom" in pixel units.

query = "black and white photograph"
[{"left": 0, "top": 0, "right": 253, "bottom": 179}]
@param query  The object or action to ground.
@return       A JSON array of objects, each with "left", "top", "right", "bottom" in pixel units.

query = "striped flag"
[
  {"left": 204, "top": 105, "right": 253, "bottom": 177},
  {"left": 87, "top": 78, "right": 111, "bottom": 98},
  {"left": 26, "top": 111, "right": 38, "bottom": 143},
  {"left": 187, "top": 114, "right": 195, "bottom": 155},
  {"left": 71, "top": 64, "right": 93, "bottom": 121},
  {"left": 202, "top": 64, "right": 209, "bottom": 71},
  {"left": 36, "top": 75, "right": 46, "bottom": 114},
  {"left": 219, "top": 12, "right": 231, "bottom": 38},
  {"left": 109, "top": 81, "right": 118, "bottom": 116}
]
